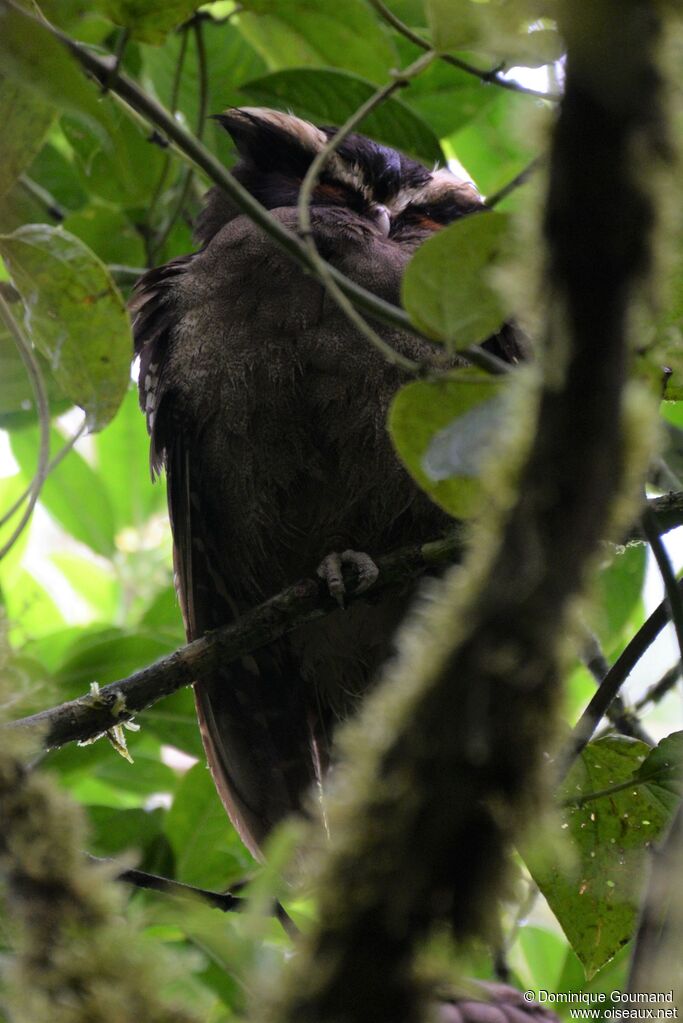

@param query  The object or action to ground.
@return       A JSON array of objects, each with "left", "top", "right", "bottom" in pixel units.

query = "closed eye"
[
  {"left": 312, "top": 180, "right": 367, "bottom": 214},
  {"left": 390, "top": 205, "right": 448, "bottom": 237}
]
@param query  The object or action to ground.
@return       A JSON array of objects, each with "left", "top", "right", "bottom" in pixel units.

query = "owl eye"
[
  {"left": 393, "top": 204, "right": 448, "bottom": 233},
  {"left": 312, "top": 179, "right": 368, "bottom": 214}
]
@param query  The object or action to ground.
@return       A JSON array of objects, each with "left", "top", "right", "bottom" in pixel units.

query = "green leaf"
[
  {"left": 93, "top": 386, "right": 166, "bottom": 533},
  {"left": 635, "top": 732, "right": 683, "bottom": 797},
  {"left": 0, "top": 178, "right": 45, "bottom": 235},
  {"left": 592, "top": 545, "right": 646, "bottom": 651},
  {"left": 91, "top": 749, "right": 178, "bottom": 800},
  {"left": 447, "top": 89, "right": 539, "bottom": 196},
  {"left": 49, "top": 732, "right": 176, "bottom": 806},
  {"left": 513, "top": 926, "right": 570, "bottom": 994},
  {"left": 2, "top": 567, "right": 65, "bottom": 642},
  {"left": 397, "top": 47, "right": 500, "bottom": 140},
  {"left": 61, "top": 106, "right": 166, "bottom": 208},
  {"left": 425, "top": 0, "right": 482, "bottom": 51},
  {"left": 100, "top": 0, "right": 204, "bottom": 43},
  {"left": 141, "top": 18, "right": 265, "bottom": 168},
  {"left": 10, "top": 425, "right": 117, "bottom": 557},
  {"left": 52, "top": 551, "right": 121, "bottom": 619},
  {"left": 426, "top": 0, "right": 561, "bottom": 65},
  {"left": 145, "top": 899, "right": 263, "bottom": 1015},
  {"left": 526, "top": 736, "right": 678, "bottom": 978},
  {"left": 240, "top": 68, "right": 443, "bottom": 165},
  {"left": 0, "top": 75, "right": 55, "bottom": 200},
  {"left": 52, "top": 627, "right": 179, "bottom": 700},
  {"left": 143, "top": 688, "right": 205, "bottom": 759},
  {"left": 62, "top": 204, "right": 146, "bottom": 268},
  {"left": 139, "top": 585, "right": 185, "bottom": 637},
  {"left": 238, "top": 0, "right": 397, "bottom": 81},
  {"left": 27, "top": 137, "right": 89, "bottom": 213},
  {"left": 165, "top": 763, "right": 255, "bottom": 889},
  {"left": 0, "top": 322, "right": 70, "bottom": 427},
  {"left": 87, "top": 805, "right": 166, "bottom": 857},
  {"left": 401, "top": 211, "right": 510, "bottom": 347},
  {"left": 388, "top": 369, "right": 506, "bottom": 518},
  {"left": 0, "top": 225, "right": 131, "bottom": 429},
  {"left": 0, "top": 2, "right": 115, "bottom": 147}
]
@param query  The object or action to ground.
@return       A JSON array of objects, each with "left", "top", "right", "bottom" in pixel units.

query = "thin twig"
[
  {"left": 100, "top": 26, "right": 130, "bottom": 93},
  {"left": 566, "top": 579, "right": 683, "bottom": 765},
  {"left": 0, "top": 417, "right": 87, "bottom": 530},
  {"left": 641, "top": 500, "right": 683, "bottom": 676},
  {"left": 18, "top": 175, "right": 65, "bottom": 222},
  {"left": 635, "top": 664, "right": 680, "bottom": 712},
  {"left": 581, "top": 629, "right": 653, "bottom": 745},
  {"left": 0, "top": 292, "right": 50, "bottom": 561},
  {"left": 149, "top": 17, "right": 209, "bottom": 261},
  {"left": 108, "top": 263, "right": 148, "bottom": 284},
  {"left": 103, "top": 859, "right": 300, "bottom": 937},
  {"left": 366, "top": 0, "right": 561, "bottom": 102},
  {"left": 486, "top": 156, "right": 543, "bottom": 209},
  {"left": 102, "top": 859, "right": 245, "bottom": 912},
  {"left": 634, "top": 490, "right": 683, "bottom": 537},
  {"left": 297, "top": 50, "right": 437, "bottom": 375},
  {"left": 144, "top": 24, "right": 190, "bottom": 265}
]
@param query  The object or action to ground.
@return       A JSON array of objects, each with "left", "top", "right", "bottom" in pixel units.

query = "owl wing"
[{"left": 131, "top": 261, "right": 319, "bottom": 859}]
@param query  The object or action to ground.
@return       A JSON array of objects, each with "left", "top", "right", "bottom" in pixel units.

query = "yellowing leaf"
[{"left": 0, "top": 225, "right": 131, "bottom": 430}]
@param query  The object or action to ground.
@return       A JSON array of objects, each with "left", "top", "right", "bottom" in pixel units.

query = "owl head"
[{"left": 195, "top": 107, "right": 484, "bottom": 247}]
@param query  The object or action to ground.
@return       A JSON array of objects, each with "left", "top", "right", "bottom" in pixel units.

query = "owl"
[{"left": 131, "top": 108, "right": 521, "bottom": 859}]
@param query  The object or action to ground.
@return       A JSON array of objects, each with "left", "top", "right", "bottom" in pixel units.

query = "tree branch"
[
  {"left": 255, "top": 3, "right": 672, "bottom": 1019},
  {"left": 366, "top": 0, "right": 561, "bottom": 102},
  {"left": 644, "top": 491, "right": 683, "bottom": 535},
  {"left": 7, "top": 490, "right": 681, "bottom": 753},
  {"left": 101, "top": 859, "right": 301, "bottom": 936},
  {"left": 6, "top": 530, "right": 466, "bottom": 750}
]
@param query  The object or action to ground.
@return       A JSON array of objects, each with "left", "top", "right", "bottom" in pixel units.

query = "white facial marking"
[{"left": 371, "top": 203, "right": 391, "bottom": 237}]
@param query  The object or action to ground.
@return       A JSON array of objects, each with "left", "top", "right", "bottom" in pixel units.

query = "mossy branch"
[
  {"left": 255, "top": 3, "right": 672, "bottom": 1021},
  {"left": 0, "top": 744, "right": 198, "bottom": 1022}
]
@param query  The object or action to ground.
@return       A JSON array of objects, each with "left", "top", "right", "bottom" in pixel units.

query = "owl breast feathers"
[{"left": 130, "top": 107, "right": 518, "bottom": 857}]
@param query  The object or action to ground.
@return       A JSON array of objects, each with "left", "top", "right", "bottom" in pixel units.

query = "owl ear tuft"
[{"left": 213, "top": 107, "right": 327, "bottom": 177}]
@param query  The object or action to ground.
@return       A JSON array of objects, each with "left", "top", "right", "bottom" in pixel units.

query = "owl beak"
[{"left": 370, "top": 204, "right": 391, "bottom": 238}]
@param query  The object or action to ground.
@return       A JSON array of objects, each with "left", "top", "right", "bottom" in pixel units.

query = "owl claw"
[{"left": 317, "top": 550, "right": 379, "bottom": 607}]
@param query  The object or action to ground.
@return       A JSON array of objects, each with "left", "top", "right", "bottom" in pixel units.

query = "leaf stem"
[{"left": 0, "top": 291, "right": 51, "bottom": 560}]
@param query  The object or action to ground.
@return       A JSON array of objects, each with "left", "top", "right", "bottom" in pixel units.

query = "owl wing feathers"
[{"left": 132, "top": 258, "right": 321, "bottom": 858}]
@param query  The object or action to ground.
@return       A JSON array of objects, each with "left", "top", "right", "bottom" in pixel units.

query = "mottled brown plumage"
[{"left": 131, "top": 108, "right": 519, "bottom": 857}]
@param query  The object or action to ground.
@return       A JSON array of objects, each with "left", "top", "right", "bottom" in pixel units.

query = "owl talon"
[{"left": 317, "top": 550, "right": 379, "bottom": 607}]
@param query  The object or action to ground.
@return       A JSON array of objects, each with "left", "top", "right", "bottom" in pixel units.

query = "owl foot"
[{"left": 316, "top": 550, "right": 379, "bottom": 607}]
